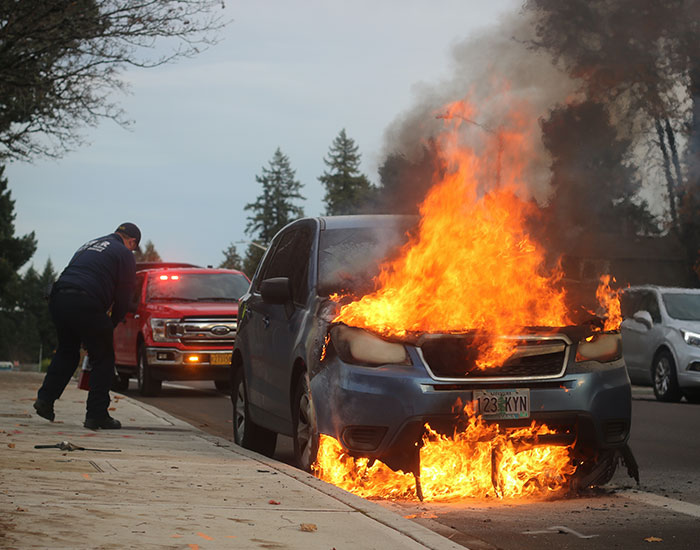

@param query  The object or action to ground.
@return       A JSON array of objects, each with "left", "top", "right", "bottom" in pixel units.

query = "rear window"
[
  {"left": 147, "top": 273, "right": 250, "bottom": 302},
  {"left": 662, "top": 292, "right": 700, "bottom": 321}
]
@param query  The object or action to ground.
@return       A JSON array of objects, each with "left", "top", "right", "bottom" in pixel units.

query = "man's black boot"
[
  {"left": 33, "top": 399, "right": 55, "bottom": 422},
  {"left": 84, "top": 416, "right": 122, "bottom": 430}
]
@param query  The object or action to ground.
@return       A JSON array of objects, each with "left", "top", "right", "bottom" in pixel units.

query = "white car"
[
  {"left": 620, "top": 285, "right": 700, "bottom": 402},
  {"left": 0, "top": 361, "right": 13, "bottom": 370}
]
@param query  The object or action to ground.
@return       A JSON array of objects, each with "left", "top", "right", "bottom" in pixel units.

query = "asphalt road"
[{"left": 123, "top": 382, "right": 700, "bottom": 549}]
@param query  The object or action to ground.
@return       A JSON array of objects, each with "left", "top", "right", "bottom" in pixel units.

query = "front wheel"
[
  {"left": 652, "top": 350, "right": 682, "bottom": 402},
  {"left": 231, "top": 366, "right": 277, "bottom": 456},
  {"left": 292, "top": 374, "right": 319, "bottom": 472},
  {"left": 137, "top": 344, "right": 161, "bottom": 397}
]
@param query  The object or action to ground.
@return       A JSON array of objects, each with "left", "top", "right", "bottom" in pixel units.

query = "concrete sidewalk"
[{"left": 0, "top": 371, "right": 463, "bottom": 550}]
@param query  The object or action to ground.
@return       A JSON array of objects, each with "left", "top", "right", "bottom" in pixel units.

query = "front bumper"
[
  {"left": 675, "top": 345, "right": 700, "bottom": 390},
  {"left": 311, "top": 356, "right": 631, "bottom": 462},
  {"left": 145, "top": 347, "right": 231, "bottom": 381}
]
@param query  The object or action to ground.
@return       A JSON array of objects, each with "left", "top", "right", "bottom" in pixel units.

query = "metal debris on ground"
[{"left": 34, "top": 440, "right": 121, "bottom": 452}]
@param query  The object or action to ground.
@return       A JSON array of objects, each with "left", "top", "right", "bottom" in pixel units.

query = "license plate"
[
  {"left": 473, "top": 389, "right": 530, "bottom": 419},
  {"left": 210, "top": 353, "right": 232, "bottom": 366}
]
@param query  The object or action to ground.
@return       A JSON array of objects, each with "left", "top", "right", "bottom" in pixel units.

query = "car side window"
[
  {"left": 643, "top": 292, "right": 662, "bottom": 324},
  {"left": 287, "top": 227, "right": 312, "bottom": 304},
  {"left": 620, "top": 291, "right": 638, "bottom": 319},
  {"left": 254, "top": 227, "right": 312, "bottom": 305}
]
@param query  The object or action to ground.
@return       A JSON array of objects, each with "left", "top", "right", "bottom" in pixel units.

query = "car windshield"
[
  {"left": 318, "top": 221, "right": 415, "bottom": 296},
  {"left": 147, "top": 273, "right": 250, "bottom": 302},
  {"left": 662, "top": 292, "right": 700, "bottom": 321}
]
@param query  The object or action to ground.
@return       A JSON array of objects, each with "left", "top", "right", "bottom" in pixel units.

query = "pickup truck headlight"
[
  {"left": 331, "top": 325, "right": 409, "bottom": 366},
  {"left": 681, "top": 329, "right": 700, "bottom": 347},
  {"left": 575, "top": 332, "right": 621, "bottom": 363},
  {"left": 150, "top": 318, "right": 181, "bottom": 342}
]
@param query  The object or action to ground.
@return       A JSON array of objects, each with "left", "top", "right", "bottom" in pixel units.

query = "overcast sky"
[{"left": 7, "top": 0, "right": 522, "bottom": 274}]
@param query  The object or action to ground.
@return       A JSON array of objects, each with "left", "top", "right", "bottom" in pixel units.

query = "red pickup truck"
[{"left": 113, "top": 262, "right": 249, "bottom": 395}]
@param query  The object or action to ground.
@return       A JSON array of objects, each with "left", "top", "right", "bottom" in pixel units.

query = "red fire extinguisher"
[{"left": 77, "top": 355, "right": 91, "bottom": 391}]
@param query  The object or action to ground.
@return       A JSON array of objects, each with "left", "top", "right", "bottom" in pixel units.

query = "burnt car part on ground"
[
  {"left": 230, "top": 215, "right": 638, "bottom": 497},
  {"left": 113, "top": 263, "right": 249, "bottom": 396},
  {"left": 621, "top": 285, "right": 700, "bottom": 403}
]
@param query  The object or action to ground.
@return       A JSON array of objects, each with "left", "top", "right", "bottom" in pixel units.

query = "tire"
[
  {"left": 214, "top": 380, "right": 231, "bottom": 394},
  {"left": 573, "top": 450, "right": 618, "bottom": 490},
  {"left": 652, "top": 350, "right": 682, "bottom": 402},
  {"left": 231, "top": 366, "right": 277, "bottom": 456},
  {"left": 292, "top": 374, "right": 319, "bottom": 472},
  {"left": 137, "top": 343, "right": 161, "bottom": 397},
  {"left": 112, "top": 370, "right": 130, "bottom": 392}
]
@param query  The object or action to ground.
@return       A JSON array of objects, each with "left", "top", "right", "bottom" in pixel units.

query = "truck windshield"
[
  {"left": 662, "top": 292, "right": 700, "bottom": 321},
  {"left": 147, "top": 273, "right": 250, "bottom": 302}
]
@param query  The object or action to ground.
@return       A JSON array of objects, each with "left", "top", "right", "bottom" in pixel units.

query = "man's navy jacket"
[{"left": 55, "top": 233, "right": 137, "bottom": 326}]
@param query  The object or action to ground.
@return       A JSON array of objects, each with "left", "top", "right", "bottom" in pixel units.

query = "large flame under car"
[{"left": 313, "top": 99, "right": 625, "bottom": 501}]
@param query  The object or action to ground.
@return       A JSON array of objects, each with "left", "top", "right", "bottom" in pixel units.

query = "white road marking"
[
  {"left": 621, "top": 490, "right": 700, "bottom": 518},
  {"left": 522, "top": 525, "right": 598, "bottom": 539},
  {"left": 161, "top": 381, "right": 220, "bottom": 393}
]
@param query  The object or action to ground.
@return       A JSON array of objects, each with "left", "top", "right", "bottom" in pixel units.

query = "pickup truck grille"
[
  {"left": 168, "top": 317, "right": 237, "bottom": 346},
  {"left": 419, "top": 334, "right": 569, "bottom": 381}
]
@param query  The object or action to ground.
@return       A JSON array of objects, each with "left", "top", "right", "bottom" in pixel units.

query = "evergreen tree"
[
  {"left": 242, "top": 244, "right": 266, "bottom": 279},
  {"left": 219, "top": 242, "right": 243, "bottom": 270},
  {"left": 0, "top": 165, "right": 37, "bottom": 362},
  {"left": 319, "top": 129, "right": 376, "bottom": 215},
  {"left": 243, "top": 148, "right": 304, "bottom": 275},
  {"left": 0, "top": 166, "right": 37, "bottom": 306},
  {"left": 134, "top": 240, "right": 162, "bottom": 263}
]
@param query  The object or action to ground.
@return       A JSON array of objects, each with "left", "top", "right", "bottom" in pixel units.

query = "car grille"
[
  {"left": 419, "top": 334, "right": 569, "bottom": 381},
  {"left": 169, "top": 317, "right": 237, "bottom": 346}
]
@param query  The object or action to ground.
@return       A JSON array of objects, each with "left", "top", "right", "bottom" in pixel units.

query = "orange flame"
[
  {"left": 333, "top": 98, "right": 571, "bottom": 367},
  {"left": 596, "top": 275, "right": 622, "bottom": 331},
  {"left": 314, "top": 413, "right": 575, "bottom": 501}
]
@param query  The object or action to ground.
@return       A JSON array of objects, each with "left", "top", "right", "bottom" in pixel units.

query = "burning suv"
[
  {"left": 113, "top": 263, "right": 249, "bottom": 396},
  {"left": 232, "top": 215, "right": 637, "bottom": 500}
]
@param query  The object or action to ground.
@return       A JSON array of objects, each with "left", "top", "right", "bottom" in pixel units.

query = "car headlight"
[
  {"left": 330, "top": 324, "right": 409, "bottom": 366},
  {"left": 575, "top": 332, "right": 621, "bottom": 363},
  {"left": 150, "top": 318, "right": 181, "bottom": 342},
  {"left": 681, "top": 329, "right": 700, "bottom": 347}
]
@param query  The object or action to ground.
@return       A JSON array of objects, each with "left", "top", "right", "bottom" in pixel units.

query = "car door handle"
[{"left": 263, "top": 315, "right": 270, "bottom": 328}]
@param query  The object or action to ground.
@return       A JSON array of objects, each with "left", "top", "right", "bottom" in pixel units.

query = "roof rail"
[{"left": 136, "top": 262, "right": 200, "bottom": 271}]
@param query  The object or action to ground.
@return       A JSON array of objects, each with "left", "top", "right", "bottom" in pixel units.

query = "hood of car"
[{"left": 146, "top": 302, "right": 238, "bottom": 318}]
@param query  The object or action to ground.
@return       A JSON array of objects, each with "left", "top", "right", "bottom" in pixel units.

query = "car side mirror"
[
  {"left": 632, "top": 310, "right": 653, "bottom": 329},
  {"left": 260, "top": 277, "right": 294, "bottom": 317}
]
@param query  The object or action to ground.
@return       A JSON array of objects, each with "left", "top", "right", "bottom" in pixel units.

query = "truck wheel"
[
  {"left": 231, "top": 366, "right": 276, "bottom": 456},
  {"left": 652, "top": 350, "right": 682, "bottom": 402},
  {"left": 293, "top": 374, "right": 319, "bottom": 472},
  {"left": 137, "top": 344, "right": 161, "bottom": 397}
]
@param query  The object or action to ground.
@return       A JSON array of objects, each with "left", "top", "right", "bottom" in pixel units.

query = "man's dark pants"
[{"left": 37, "top": 290, "right": 115, "bottom": 420}]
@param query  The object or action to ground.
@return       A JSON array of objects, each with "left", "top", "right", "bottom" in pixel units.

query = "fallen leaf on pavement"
[
  {"left": 268, "top": 499, "right": 281, "bottom": 505},
  {"left": 644, "top": 537, "right": 663, "bottom": 543},
  {"left": 300, "top": 523, "right": 317, "bottom": 532},
  {"left": 7, "top": 443, "right": 15, "bottom": 448}
]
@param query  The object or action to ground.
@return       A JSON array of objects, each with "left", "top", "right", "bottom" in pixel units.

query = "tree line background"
[{"left": 3, "top": 1, "right": 700, "bottom": 365}]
